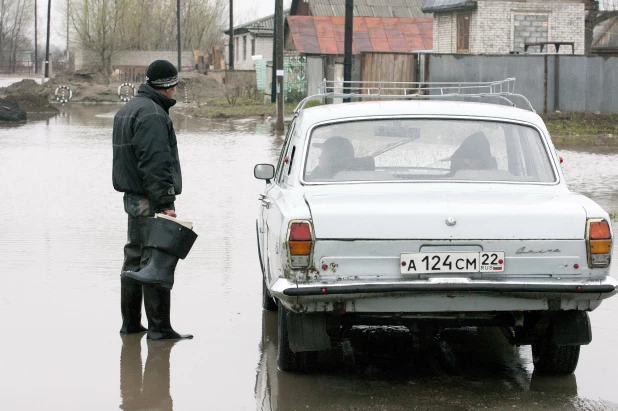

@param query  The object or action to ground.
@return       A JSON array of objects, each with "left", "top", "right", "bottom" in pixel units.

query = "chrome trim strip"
[{"left": 283, "top": 278, "right": 618, "bottom": 296}]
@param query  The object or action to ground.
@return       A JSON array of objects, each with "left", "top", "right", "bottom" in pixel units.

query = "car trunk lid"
[{"left": 305, "top": 189, "right": 586, "bottom": 240}]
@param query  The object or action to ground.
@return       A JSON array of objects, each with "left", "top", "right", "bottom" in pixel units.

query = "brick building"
[{"left": 422, "top": 0, "right": 586, "bottom": 55}]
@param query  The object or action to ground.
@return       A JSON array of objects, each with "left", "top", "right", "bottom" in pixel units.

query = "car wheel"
[
  {"left": 277, "top": 305, "right": 318, "bottom": 372},
  {"left": 531, "top": 340, "right": 580, "bottom": 374},
  {"left": 262, "top": 278, "right": 278, "bottom": 311}
]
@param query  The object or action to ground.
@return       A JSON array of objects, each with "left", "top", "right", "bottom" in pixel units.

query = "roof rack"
[{"left": 294, "top": 78, "right": 535, "bottom": 113}]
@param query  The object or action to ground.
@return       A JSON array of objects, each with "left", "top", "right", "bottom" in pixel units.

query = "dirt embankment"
[
  {"left": 0, "top": 71, "right": 227, "bottom": 113},
  {"left": 1, "top": 79, "right": 58, "bottom": 113}
]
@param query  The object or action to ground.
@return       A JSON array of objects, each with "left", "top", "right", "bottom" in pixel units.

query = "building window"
[
  {"left": 251, "top": 38, "right": 256, "bottom": 56},
  {"left": 243, "top": 36, "right": 247, "bottom": 60},
  {"left": 457, "top": 14, "right": 471, "bottom": 53}
]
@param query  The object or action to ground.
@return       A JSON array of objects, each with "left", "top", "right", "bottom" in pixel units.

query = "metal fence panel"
[
  {"left": 558, "top": 56, "right": 587, "bottom": 112},
  {"left": 428, "top": 54, "right": 618, "bottom": 114}
]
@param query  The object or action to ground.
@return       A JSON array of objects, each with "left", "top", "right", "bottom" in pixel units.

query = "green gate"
[{"left": 255, "top": 56, "right": 307, "bottom": 102}]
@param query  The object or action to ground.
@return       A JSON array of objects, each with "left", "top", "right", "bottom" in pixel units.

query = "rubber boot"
[
  {"left": 122, "top": 217, "right": 198, "bottom": 290},
  {"left": 141, "top": 340, "right": 178, "bottom": 410},
  {"left": 125, "top": 248, "right": 178, "bottom": 290},
  {"left": 144, "top": 285, "right": 193, "bottom": 341},
  {"left": 119, "top": 334, "right": 144, "bottom": 410},
  {"left": 120, "top": 277, "right": 147, "bottom": 334}
]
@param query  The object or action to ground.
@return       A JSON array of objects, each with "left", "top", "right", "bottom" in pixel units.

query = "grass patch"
[
  {"left": 541, "top": 113, "right": 618, "bottom": 136},
  {"left": 610, "top": 213, "right": 618, "bottom": 221}
]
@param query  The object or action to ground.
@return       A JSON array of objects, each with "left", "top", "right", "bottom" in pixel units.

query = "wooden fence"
[{"left": 360, "top": 52, "right": 417, "bottom": 99}]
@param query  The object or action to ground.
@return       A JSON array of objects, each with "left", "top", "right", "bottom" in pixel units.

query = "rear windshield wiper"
[{"left": 369, "top": 136, "right": 420, "bottom": 158}]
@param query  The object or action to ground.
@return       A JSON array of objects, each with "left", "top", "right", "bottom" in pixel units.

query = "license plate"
[{"left": 400, "top": 252, "right": 505, "bottom": 274}]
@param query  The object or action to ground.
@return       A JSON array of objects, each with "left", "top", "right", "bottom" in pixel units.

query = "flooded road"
[{"left": 0, "top": 104, "right": 617, "bottom": 410}]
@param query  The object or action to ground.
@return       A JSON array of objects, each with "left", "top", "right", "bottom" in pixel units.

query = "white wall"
[{"left": 224, "top": 34, "right": 273, "bottom": 70}]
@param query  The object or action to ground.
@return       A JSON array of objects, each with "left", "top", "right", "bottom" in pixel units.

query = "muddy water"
[{"left": 0, "top": 105, "right": 617, "bottom": 410}]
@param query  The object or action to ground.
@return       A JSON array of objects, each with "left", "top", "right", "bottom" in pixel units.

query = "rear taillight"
[
  {"left": 586, "top": 219, "right": 612, "bottom": 268},
  {"left": 287, "top": 221, "right": 313, "bottom": 268}
]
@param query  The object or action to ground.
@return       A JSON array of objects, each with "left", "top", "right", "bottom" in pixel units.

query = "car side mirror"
[{"left": 254, "top": 164, "right": 275, "bottom": 183}]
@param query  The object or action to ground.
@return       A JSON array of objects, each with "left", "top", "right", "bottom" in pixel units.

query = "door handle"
[{"left": 261, "top": 199, "right": 272, "bottom": 209}]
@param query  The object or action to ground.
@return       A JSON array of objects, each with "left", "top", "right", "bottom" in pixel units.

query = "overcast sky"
[{"left": 41, "top": 0, "right": 291, "bottom": 49}]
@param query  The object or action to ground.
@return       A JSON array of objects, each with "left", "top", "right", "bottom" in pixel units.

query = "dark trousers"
[
  {"left": 123, "top": 214, "right": 151, "bottom": 272},
  {"left": 120, "top": 194, "right": 154, "bottom": 332},
  {"left": 122, "top": 192, "right": 155, "bottom": 271}
]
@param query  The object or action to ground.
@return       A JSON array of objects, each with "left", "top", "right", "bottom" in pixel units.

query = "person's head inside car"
[
  {"left": 450, "top": 131, "right": 498, "bottom": 174},
  {"left": 310, "top": 136, "right": 355, "bottom": 179}
]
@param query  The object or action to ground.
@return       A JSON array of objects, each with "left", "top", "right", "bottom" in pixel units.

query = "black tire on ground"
[
  {"left": 262, "top": 278, "right": 278, "bottom": 311},
  {"left": 532, "top": 340, "right": 580, "bottom": 374},
  {"left": 277, "top": 305, "right": 318, "bottom": 372}
]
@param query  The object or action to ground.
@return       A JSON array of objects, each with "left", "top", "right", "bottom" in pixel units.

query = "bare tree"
[
  {"left": 586, "top": 0, "right": 618, "bottom": 54},
  {"left": 0, "top": 0, "right": 34, "bottom": 73},
  {"left": 71, "top": 0, "right": 225, "bottom": 75},
  {"left": 71, "top": 0, "right": 129, "bottom": 77},
  {"left": 181, "top": 0, "right": 227, "bottom": 52}
]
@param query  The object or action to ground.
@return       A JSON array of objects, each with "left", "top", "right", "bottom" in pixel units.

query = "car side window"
[
  {"left": 287, "top": 146, "right": 296, "bottom": 176},
  {"left": 275, "top": 120, "right": 296, "bottom": 183},
  {"left": 279, "top": 144, "right": 297, "bottom": 186}
]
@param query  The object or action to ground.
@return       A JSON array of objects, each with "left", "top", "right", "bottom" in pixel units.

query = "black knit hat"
[{"left": 146, "top": 60, "right": 179, "bottom": 89}]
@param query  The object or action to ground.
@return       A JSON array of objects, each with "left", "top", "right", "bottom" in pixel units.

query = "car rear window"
[{"left": 303, "top": 119, "right": 556, "bottom": 183}]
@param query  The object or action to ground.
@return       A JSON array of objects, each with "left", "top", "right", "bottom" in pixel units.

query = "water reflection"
[
  {"left": 120, "top": 335, "right": 180, "bottom": 411},
  {"left": 254, "top": 310, "right": 594, "bottom": 410}
]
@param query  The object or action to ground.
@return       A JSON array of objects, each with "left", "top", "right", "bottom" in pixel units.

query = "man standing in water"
[{"left": 112, "top": 60, "right": 192, "bottom": 340}]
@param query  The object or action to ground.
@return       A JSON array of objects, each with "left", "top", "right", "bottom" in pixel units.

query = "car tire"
[
  {"left": 262, "top": 278, "right": 278, "bottom": 312},
  {"left": 277, "top": 305, "right": 318, "bottom": 372},
  {"left": 531, "top": 340, "right": 580, "bottom": 374}
]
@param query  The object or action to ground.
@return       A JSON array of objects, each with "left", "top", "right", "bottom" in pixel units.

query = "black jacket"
[{"left": 112, "top": 84, "right": 182, "bottom": 212}]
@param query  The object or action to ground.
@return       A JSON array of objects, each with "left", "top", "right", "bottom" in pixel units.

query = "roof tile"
[
  {"left": 388, "top": 37, "right": 409, "bottom": 53},
  {"left": 318, "top": 36, "right": 339, "bottom": 54},
  {"left": 365, "top": 17, "right": 384, "bottom": 29},
  {"left": 303, "top": 34, "right": 322, "bottom": 54},
  {"left": 286, "top": 16, "right": 433, "bottom": 54},
  {"left": 369, "top": 27, "right": 387, "bottom": 39},
  {"left": 401, "top": 23, "right": 421, "bottom": 37},
  {"left": 355, "top": 18, "right": 369, "bottom": 33},
  {"left": 370, "top": 37, "right": 391, "bottom": 52}
]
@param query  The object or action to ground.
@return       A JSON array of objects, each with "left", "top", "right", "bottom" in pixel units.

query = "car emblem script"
[{"left": 445, "top": 217, "right": 457, "bottom": 227}]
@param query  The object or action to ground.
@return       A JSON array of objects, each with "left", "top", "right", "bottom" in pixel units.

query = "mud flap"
[
  {"left": 551, "top": 311, "right": 592, "bottom": 346},
  {"left": 287, "top": 312, "right": 330, "bottom": 352}
]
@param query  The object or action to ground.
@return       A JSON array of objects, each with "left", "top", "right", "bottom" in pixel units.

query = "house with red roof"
[
  {"left": 223, "top": 0, "right": 434, "bottom": 99},
  {"left": 284, "top": 0, "right": 433, "bottom": 98}
]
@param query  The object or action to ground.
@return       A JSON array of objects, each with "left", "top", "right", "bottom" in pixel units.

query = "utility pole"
[
  {"left": 229, "top": 0, "right": 234, "bottom": 70},
  {"left": 44, "top": 0, "right": 51, "bottom": 78},
  {"left": 270, "top": 4, "right": 278, "bottom": 103},
  {"left": 275, "top": 0, "right": 284, "bottom": 133},
  {"left": 177, "top": 0, "right": 181, "bottom": 71},
  {"left": 343, "top": 0, "right": 353, "bottom": 102},
  {"left": 66, "top": 0, "right": 69, "bottom": 64},
  {"left": 34, "top": 0, "right": 38, "bottom": 74}
]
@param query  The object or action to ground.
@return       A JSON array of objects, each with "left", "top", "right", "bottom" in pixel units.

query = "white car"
[{"left": 254, "top": 80, "right": 617, "bottom": 373}]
